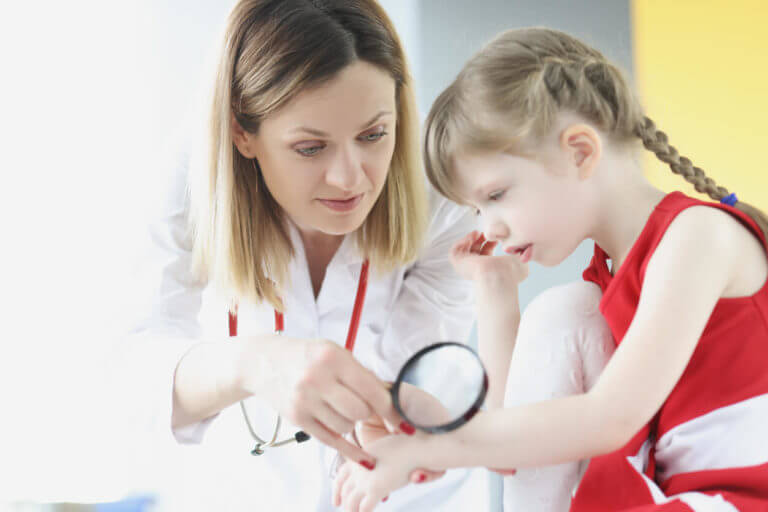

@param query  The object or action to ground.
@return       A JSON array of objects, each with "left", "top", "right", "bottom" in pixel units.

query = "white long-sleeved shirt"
[{"left": 121, "top": 150, "right": 490, "bottom": 511}]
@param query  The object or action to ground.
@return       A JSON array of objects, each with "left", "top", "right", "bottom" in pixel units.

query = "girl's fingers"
[
  {"left": 333, "top": 463, "right": 351, "bottom": 507},
  {"left": 360, "top": 494, "right": 380, "bottom": 512},
  {"left": 341, "top": 469, "right": 359, "bottom": 508},
  {"left": 480, "top": 240, "right": 498, "bottom": 256},
  {"left": 345, "top": 489, "right": 365, "bottom": 512},
  {"left": 409, "top": 468, "right": 446, "bottom": 484},
  {"left": 469, "top": 232, "right": 486, "bottom": 253}
]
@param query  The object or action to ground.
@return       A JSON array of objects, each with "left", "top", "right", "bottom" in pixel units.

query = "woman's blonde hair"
[
  {"left": 190, "top": 0, "right": 427, "bottom": 310},
  {"left": 425, "top": 27, "right": 768, "bottom": 240}
]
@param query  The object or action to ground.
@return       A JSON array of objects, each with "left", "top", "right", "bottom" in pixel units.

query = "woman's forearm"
[
  {"left": 171, "top": 339, "right": 249, "bottom": 428},
  {"left": 474, "top": 272, "right": 521, "bottom": 409},
  {"left": 419, "top": 392, "right": 623, "bottom": 471},
  {"left": 171, "top": 333, "right": 284, "bottom": 428}
]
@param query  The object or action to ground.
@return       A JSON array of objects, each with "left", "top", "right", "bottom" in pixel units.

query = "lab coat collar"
[
  {"left": 286, "top": 219, "right": 366, "bottom": 269},
  {"left": 285, "top": 220, "right": 368, "bottom": 320}
]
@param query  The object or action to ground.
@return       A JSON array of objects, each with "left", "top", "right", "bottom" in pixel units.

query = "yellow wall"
[{"left": 632, "top": 0, "right": 767, "bottom": 210}]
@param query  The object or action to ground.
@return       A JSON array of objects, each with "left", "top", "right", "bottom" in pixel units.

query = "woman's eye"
[
  {"left": 295, "top": 144, "right": 325, "bottom": 157},
  {"left": 359, "top": 130, "right": 387, "bottom": 142}
]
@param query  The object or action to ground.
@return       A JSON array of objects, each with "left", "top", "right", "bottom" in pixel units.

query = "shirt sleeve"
[
  {"left": 117, "top": 148, "right": 216, "bottom": 446},
  {"left": 371, "top": 189, "right": 478, "bottom": 381}
]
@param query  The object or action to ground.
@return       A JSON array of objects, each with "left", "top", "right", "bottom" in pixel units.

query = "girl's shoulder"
[{"left": 655, "top": 199, "right": 767, "bottom": 299}]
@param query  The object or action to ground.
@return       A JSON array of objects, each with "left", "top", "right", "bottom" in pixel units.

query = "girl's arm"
[
  {"left": 419, "top": 206, "right": 739, "bottom": 470},
  {"left": 450, "top": 231, "right": 528, "bottom": 409},
  {"left": 336, "top": 207, "right": 746, "bottom": 511}
]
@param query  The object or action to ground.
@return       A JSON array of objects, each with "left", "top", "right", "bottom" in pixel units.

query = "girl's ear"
[
  {"left": 559, "top": 123, "right": 602, "bottom": 180},
  {"left": 231, "top": 112, "right": 259, "bottom": 159}
]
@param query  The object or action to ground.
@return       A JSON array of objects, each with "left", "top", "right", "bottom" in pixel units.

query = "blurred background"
[{"left": 1, "top": 0, "right": 764, "bottom": 510}]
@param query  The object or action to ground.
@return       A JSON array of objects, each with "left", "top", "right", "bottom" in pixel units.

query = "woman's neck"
[{"left": 298, "top": 228, "right": 345, "bottom": 299}]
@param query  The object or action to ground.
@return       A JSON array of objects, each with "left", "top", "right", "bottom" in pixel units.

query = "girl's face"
[
  {"left": 452, "top": 148, "right": 592, "bottom": 267},
  {"left": 234, "top": 61, "right": 397, "bottom": 237}
]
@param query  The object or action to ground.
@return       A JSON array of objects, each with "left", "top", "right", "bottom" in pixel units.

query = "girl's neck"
[{"left": 590, "top": 167, "right": 667, "bottom": 273}]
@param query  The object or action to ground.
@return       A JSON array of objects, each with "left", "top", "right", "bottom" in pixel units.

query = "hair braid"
[{"left": 636, "top": 116, "right": 768, "bottom": 240}]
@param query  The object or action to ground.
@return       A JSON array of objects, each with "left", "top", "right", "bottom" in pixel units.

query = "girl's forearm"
[
  {"left": 418, "top": 392, "right": 624, "bottom": 471},
  {"left": 474, "top": 272, "right": 521, "bottom": 409}
]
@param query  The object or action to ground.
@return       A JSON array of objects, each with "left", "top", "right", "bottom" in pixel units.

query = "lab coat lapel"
[{"left": 316, "top": 234, "right": 364, "bottom": 319}]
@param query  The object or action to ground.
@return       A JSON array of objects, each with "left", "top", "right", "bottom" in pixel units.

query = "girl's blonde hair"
[
  {"left": 190, "top": 0, "right": 427, "bottom": 310},
  {"left": 425, "top": 27, "right": 768, "bottom": 240}
]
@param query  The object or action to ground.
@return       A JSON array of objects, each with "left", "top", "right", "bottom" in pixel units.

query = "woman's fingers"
[
  {"left": 313, "top": 400, "right": 356, "bottom": 437},
  {"left": 339, "top": 363, "right": 404, "bottom": 435},
  {"left": 322, "top": 383, "right": 372, "bottom": 427},
  {"left": 490, "top": 467, "right": 518, "bottom": 475},
  {"left": 305, "top": 419, "right": 375, "bottom": 470}
]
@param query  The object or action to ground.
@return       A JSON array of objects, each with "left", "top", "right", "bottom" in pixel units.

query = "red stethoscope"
[{"left": 228, "top": 260, "right": 370, "bottom": 455}]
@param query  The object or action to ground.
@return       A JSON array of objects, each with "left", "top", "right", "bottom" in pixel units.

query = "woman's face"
[{"left": 234, "top": 61, "right": 397, "bottom": 237}]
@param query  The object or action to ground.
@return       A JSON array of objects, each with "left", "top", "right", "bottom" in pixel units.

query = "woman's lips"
[
  {"left": 317, "top": 194, "right": 363, "bottom": 212},
  {"left": 505, "top": 244, "right": 532, "bottom": 263}
]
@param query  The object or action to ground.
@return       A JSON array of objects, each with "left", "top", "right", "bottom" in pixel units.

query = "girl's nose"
[{"left": 483, "top": 217, "right": 509, "bottom": 243}]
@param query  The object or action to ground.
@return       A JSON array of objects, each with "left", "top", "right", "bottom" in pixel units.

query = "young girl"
[{"left": 333, "top": 27, "right": 768, "bottom": 511}]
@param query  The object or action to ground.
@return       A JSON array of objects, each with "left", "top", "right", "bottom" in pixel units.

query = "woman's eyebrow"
[
  {"left": 358, "top": 110, "right": 392, "bottom": 130},
  {"left": 288, "top": 111, "right": 393, "bottom": 137}
]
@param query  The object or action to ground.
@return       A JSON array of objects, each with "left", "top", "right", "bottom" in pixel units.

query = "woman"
[{"left": 125, "top": 0, "right": 486, "bottom": 510}]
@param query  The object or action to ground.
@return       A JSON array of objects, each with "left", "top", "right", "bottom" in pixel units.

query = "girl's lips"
[
  {"left": 317, "top": 194, "right": 363, "bottom": 212},
  {"left": 505, "top": 244, "right": 533, "bottom": 263}
]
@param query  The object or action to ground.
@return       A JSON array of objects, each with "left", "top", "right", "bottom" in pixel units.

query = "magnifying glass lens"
[{"left": 393, "top": 343, "right": 487, "bottom": 433}]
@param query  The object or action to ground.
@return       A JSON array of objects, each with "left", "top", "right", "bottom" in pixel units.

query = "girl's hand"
[
  {"left": 355, "top": 381, "right": 448, "bottom": 485},
  {"left": 451, "top": 231, "right": 529, "bottom": 284},
  {"left": 333, "top": 435, "right": 421, "bottom": 512}
]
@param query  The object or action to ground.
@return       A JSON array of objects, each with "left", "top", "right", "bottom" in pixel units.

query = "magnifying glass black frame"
[{"left": 391, "top": 341, "right": 488, "bottom": 434}]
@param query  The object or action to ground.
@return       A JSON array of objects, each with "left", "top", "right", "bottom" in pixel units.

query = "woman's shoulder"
[{"left": 424, "top": 183, "right": 476, "bottom": 237}]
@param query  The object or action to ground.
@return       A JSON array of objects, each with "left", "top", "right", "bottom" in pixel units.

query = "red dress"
[{"left": 571, "top": 191, "right": 768, "bottom": 511}]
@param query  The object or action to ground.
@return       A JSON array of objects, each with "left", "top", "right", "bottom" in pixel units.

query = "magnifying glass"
[{"left": 391, "top": 342, "right": 488, "bottom": 433}]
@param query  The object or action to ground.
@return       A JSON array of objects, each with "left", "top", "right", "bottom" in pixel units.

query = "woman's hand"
[
  {"left": 451, "top": 231, "right": 529, "bottom": 284},
  {"left": 236, "top": 336, "right": 405, "bottom": 469}
]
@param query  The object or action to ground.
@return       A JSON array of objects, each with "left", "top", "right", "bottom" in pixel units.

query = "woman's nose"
[{"left": 325, "top": 147, "right": 364, "bottom": 191}]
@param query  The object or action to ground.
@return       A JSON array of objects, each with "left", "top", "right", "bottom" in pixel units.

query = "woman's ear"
[
  {"left": 559, "top": 124, "right": 602, "bottom": 180},
  {"left": 231, "top": 112, "right": 258, "bottom": 159}
]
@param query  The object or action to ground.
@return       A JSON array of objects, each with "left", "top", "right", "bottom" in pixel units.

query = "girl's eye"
[
  {"left": 489, "top": 190, "right": 506, "bottom": 201},
  {"left": 359, "top": 130, "right": 387, "bottom": 142},
  {"left": 295, "top": 144, "right": 325, "bottom": 157}
]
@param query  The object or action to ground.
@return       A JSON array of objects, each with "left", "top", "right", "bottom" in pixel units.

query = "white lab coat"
[{"left": 123, "top": 149, "right": 489, "bottom": 511}]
